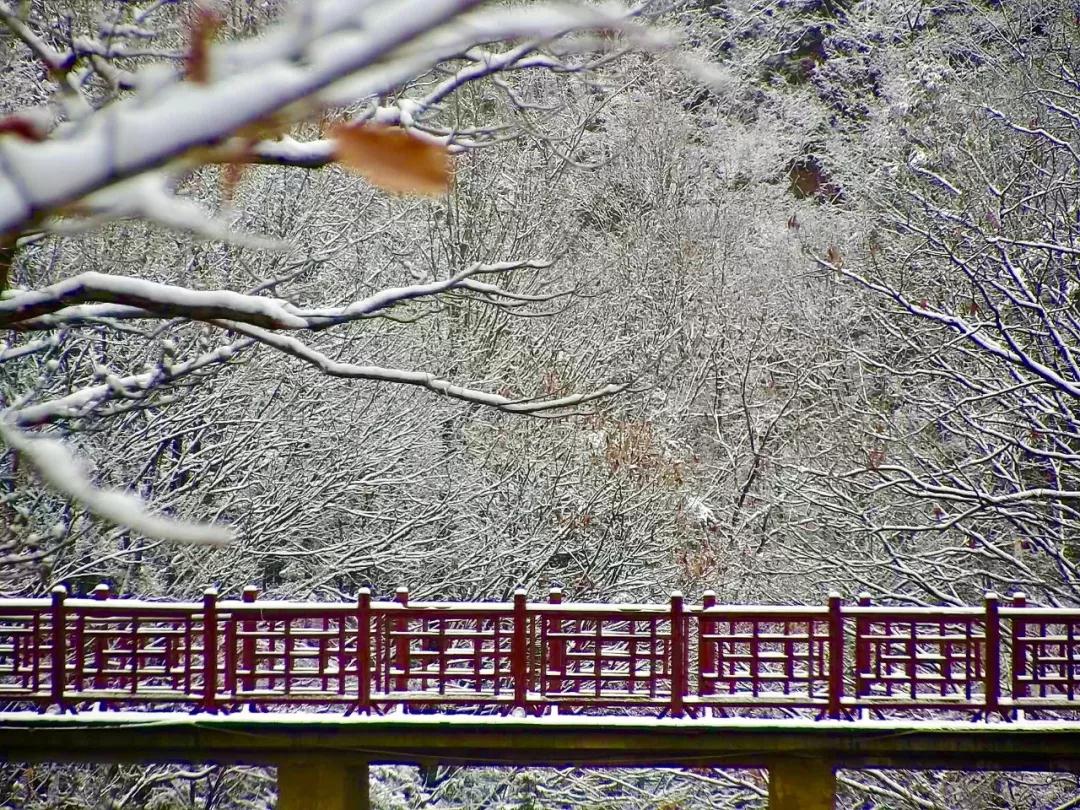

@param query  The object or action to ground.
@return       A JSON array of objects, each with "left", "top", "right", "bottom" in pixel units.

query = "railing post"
[
  {"left": 855, "top": 593, "right": 871, "bottom": 710},
  {"left": 984, "top": 592, "right": 1001, "bottom": 719},
  {"left": 670, "top": 591, "right": 685, "bottom": 717},
  {"left": 1012, "top": 592, "right": 1028, "bottom": 706},
  {"left": 512, "top": 588, "right": 528, "bottom": 713},
  {"left": 241, "top": 586, "right": 258, "bottom": 698},
  {"left": 699, "top": 590, "right": 716, "bottom": 699},
  {"left": 827, "top": 592, "right": 843, "bottom": 719},
  {"left": 547, "top": 587, "right": 563, "bottom": 698},
  {"left": 358, "top": 588, "right": 372, "bottom": 714},
  {"left": 393, "top": 587, "right": 409, "bottom": 693},
  {"left": 50, "top": 586, "right": 67, "bottom": 712},
  {"left": 201, "top": 588, "right": 218, "bottom": 713}
]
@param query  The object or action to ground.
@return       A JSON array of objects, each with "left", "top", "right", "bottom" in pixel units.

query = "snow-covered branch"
[
  {"left": 2, "top": 261, "right": 558, "bottom": 331},
  {"left": 0, "top": 1, "right": 660, "bottom": 236},
  {"left": 0, "top": 421, "right": 233, "bottom": 545},
  {"left": 221, "top": 320, "right": 627, "bottom": 415}
]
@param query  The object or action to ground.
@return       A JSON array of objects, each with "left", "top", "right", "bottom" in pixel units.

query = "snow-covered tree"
[{"left": 0, "top": 0, "right": 674, "bottom": 576}]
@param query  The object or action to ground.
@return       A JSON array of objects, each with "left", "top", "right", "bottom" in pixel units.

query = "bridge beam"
[
  {"left": 277, "top": 761, "right": 369, "bottom": 810},
  {"left": 769, "top": 757, "right": 836, "bottom": 810}
]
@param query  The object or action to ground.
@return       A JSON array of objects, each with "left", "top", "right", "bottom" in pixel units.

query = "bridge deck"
[{"left": 3, "top": 712, "right": 1080, "bottom": 772}]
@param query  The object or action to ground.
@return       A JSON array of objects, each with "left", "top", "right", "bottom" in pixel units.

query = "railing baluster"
[
  {"left": 357, "top": 589, "right": 371, "bottom": 714},
  {"left": 241, "top": 586, "right": 257, "bottom": 699},
  {"left": 31, "top": 612, "right": 41, "bottom": 696},
  {"left": 1012, "top": 592, "right": 1028, "bottom": 713},
  {"left": 473, "top": 613, "right": 483, "bottom": 695},
  {"left": 827, "top": 592, "right": 843, "bottom": 720},
  {"left": 338, "top": 612, "right": 347, "bottom": 699},
  {"left": 130, "top": 615, "right": 140, "bottom": 696},
  {"left": 394, "top": 587, "right": 409, "bottom": 695},
  {"left": 283, "top": 618, "right": 293, "bottom": 695},
  {"left": 90, "top": 582, "right": 109, "bottom": 688},
  {"left": 50, "top": 586, "right": 67, "bottom": 712},
  {"left": 223, "top": 611, "right": 237, "bottom": 699},
  {"left": 183, "top": 612, "right": 193, "bottom": 697},
  {"left": 984, "top": 592, "right": 1001, "bottom": 719},
  {"left": 547, "top": 587, "right": 563, "bottom": 701},
  {"left": 437, "top": 616, "right": 447, "bottom": 696},
  {"left": 201, "top": 588, "right": 218, "bottom": 713},
  {"left": 593, "top": 615, "right": 603, "bottom": 698},
  {"left": 493, "top": 612, "right": 502, "bottom": 697},
  {"left": 649, "top": 618, "right": 659, "bottom": 699},
  {"left": 699, "top": 590, "right": 716, "bottom": 701},
  {"left": 1068, "top": 621, "right": 1077, "bottom": 702},
  {"left": 940, "top": 617, "right": 949, "bottom": 698},
  {"left": 855, "top": 593, "right": 871, "bottom": 710},
  {"left": 750, "top": 617, "right": 760, "bottom": 698},
  {"left": 907, "top": 620, "right": 917, "bottom": 700},
  {"left": 512, "top": 589, "right": 527, "bottom": 713},
  {"left": 670, "top": 592, "right": 685, "bottom": 718},
  {"left": 322, "top": 615, "right": 331, "bottom": 693},
  {"left": 72, "top": 610, "right": 84, "bottom": 697}
]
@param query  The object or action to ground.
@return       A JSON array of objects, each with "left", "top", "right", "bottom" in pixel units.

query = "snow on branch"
[
  {"left": 298, "top": 260, "right": 556, "bottom": 326},
  {"left": 0, "top": 272, "right": 311, "bottom": 329},
  {"left": 252, "top": 44, "right": 576, "bottom": 167},
  {"left": 0, "top": 0, "right": 665, "bottom": 236},
  {"left": 0, "top": 421, "right": 233, "bottom": 546},
  {"left": 1, "top": 261, "right": 557, "bottom": 331},
  {"left": 9, "top": 338, "right": 254, "bottom": 427},
  {"left": 815, "top": 255, "right": 1080, "bottom": 400},
  {"left": 222, "top": 321, "right": 627, "bottom": 415}
]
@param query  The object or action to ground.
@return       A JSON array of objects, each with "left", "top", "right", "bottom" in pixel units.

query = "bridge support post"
[
  {"left": 768, "top": 757, "right": 835, "bottom": 810},
  {"left": 277, "top": 761, "right": 370, "bottom": 810}
]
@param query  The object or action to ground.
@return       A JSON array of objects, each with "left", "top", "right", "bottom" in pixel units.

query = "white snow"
[
  {"left": 684, "top": 495, "right": 715, "bottom": 525},
  {"left": 0, "top": 421, "right": 233, "bottom": 546},
  {"left": 0, "top": 272, "right": 308, "bottom": 329},
  {"left": 3, "top": 710, "right": 1079, "bottom": 733},
  {"left": 0, "top": 1, "right": 659, "bottom": 236},
  {"left": 10, "top": 339, "right": 252, "bottom": 427}
]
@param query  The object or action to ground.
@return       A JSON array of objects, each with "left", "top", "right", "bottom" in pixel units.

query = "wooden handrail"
[{"left": 0, "top": 588, "right": 1074, "bottom": 721}]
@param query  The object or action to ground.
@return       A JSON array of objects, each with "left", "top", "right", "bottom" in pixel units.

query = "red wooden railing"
[{"left": 2, "top": 586, "right": 1079, "bottom": 720}]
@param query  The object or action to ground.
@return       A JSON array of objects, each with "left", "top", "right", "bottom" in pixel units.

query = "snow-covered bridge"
[{"left": 2, "top": 586, "right": 1080, "bottom": 808}]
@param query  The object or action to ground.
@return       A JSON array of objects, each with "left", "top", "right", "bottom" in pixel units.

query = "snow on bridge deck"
[{"left": 4, "top": 711, "right": 1080, "bottom": 772}]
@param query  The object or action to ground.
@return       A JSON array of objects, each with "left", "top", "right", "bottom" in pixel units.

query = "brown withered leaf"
[
  {"left": 330, "top": 123, "right": 450, "bottom": 196},
  {"left": 825, "top": 245, "right": 843, "bottom": 268},
  {"left": 184, "top": 3, "right": 222, "bottom": 84}
]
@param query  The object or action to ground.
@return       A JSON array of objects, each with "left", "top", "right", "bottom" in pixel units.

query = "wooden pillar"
[
  {"left": 768, "top": 758, "right": 835, "bottom": 810},
  {"left": 277, "top": 762, "right": 370, "bottom": 810}
]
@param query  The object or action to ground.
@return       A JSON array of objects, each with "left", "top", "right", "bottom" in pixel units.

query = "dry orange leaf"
[
  {"left": 330, "top": 123, "right": 450, "bottom": 196},
  {"left": 825, "top": 245, "right": 843, "bottom": 268}
]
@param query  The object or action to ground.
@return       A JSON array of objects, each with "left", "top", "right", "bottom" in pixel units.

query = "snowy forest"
[{"left": 3, "top": 0, "right": 1080, "bottom": 806}]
